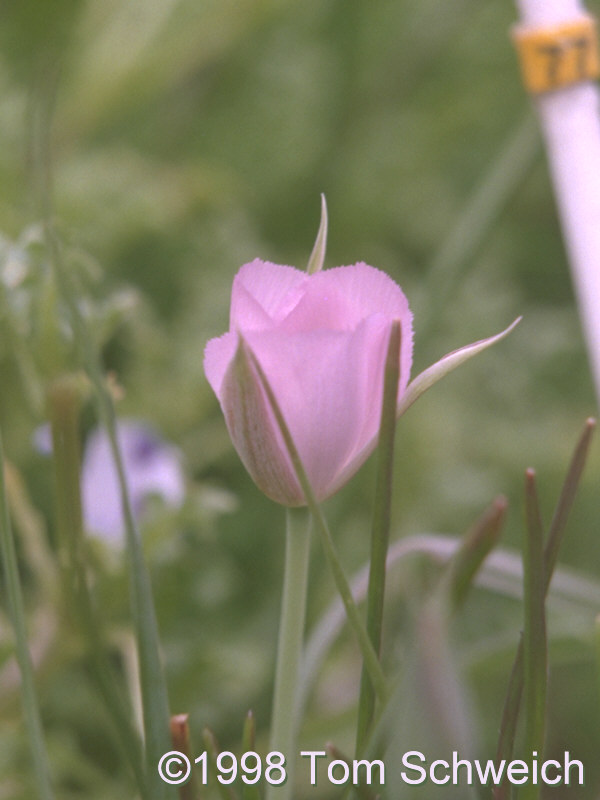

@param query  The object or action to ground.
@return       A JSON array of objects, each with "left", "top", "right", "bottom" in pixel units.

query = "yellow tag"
[{"left": 513, "top": 16, "right": 600, "bottom": 93}]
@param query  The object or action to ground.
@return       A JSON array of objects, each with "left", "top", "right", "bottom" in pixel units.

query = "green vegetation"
[{"left": 1, "top": 1, "right": 599, "bottom": 798}]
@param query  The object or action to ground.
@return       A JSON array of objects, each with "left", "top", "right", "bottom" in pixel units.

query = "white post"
[{"left": 514, "top": 0, "right": 600, "bottom": 407}]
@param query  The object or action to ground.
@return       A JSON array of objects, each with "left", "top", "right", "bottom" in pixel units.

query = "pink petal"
[
  {"left": 204, "top": 331, "right": 238, "bottom": 397},
  {"left": 231, "top": 259, "right": 307, "bottom": 328},
  {"left": 281, "top": 263, "right": 413, "bottom": 390},
  {"left": 244, "top": 314, "right": 394, "bottom": 500},
  {"left": 220, "top": 336, "right": 303, "bottom": 505},
  {"left": 205, "top": 260, "right": 417, "bottom": 506}
]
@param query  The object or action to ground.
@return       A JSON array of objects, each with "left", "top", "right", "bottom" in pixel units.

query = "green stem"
[
  {"left": 355, "top": 322, "right": 400, "bottom": 756},
  {"left": 267, "top": 507, "right": 311, "bottom": 800},
  {"left": 0, "top": 433, "right": 55, "bottom": 800},
  {"left": 521, "top": 469, "right": 547, "bottom": 800},
  {"left": 47, "top": 376, "right": 146, "bottom": 791},
  {"left": 45, "top": 226, "right": 171, "bottom": 798},
  {"left": 48, "top": 376, "right": 86, "bottom": 605},
  {"left": 493, "top": 418, "right": 595, "bottom": 800}
]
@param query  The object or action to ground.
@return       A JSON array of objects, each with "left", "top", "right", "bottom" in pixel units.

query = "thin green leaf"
[
  {"left": 396, "top": 317, "right": 521, "bottom": 418},
  {"left": 442, "top": 496, "right": 507, "bottom": 613},
  {"left": 306, "top": 194, "right": 328, "bottom": 274},
  {"left": 543, "top": 418, "right": 596, "bottom": 587},
  {"left": 522, "top": 469, "right": 547, "bottom": 795},
  {"left": 242, "top": 710, "right": 256, "bottom": 753},
  {"left": 241, "top": 712, "right": 261, "bottom": 800},
  {"left": 355, "top": 321, "right": 400, "bottom": 756},
  {"left": 494, "top": 418, "right": 595, "bottom": 799},
  {"left": 202, "top": 729, "right": 238, "bottom": 800},
  {"left": 493, "top": 636, "right": 524, "bottom": 800},
  {"left": 45, "top": 225, "right": 171, "bottom": 798},
  {"left": 0, "top": 434, "right": 55, "bottom": 800},
  {"left": 327, "top": 743, "right": 379, "bottom": 800},
  {"left": 299, "top": 532, "right": 600, "bottom": 736},
  {"left": 48, "top": 377, "right": 145, "bottom": 788}
]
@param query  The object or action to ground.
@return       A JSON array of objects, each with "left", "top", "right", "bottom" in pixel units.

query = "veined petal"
[
  {"left": 204, "top": 330, "right": 239, "bottom": 397},
  {"left": 220, "top": 335, "right": 303, "bottom": 506},
  {"left": 244, "top": 314, "right": 395, "bottom": 500},
  {"left": 231, "top": 259, "right": 307, "bottom": 327},
  {"left": 282, "top": 263, "right": 414, "bottom": 372}
]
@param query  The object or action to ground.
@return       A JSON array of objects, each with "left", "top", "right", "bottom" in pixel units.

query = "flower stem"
[
  {"left": 45, "top": 226, "right": 171, "bottom": 798},
  {"left": 521, "top": 469, "right": 547, "bottom": 800},
  {"left": 47, "top": 376, "right": 146, "bottom": 791},
  {"left": 267, "top": 507, "right": 311, "bottom": 800}
]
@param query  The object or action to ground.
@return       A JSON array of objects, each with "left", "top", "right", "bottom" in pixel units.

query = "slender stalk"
[
  {"left": 493, "top": 418, "right": 595, "bottom": 799},
  {"left": 45, "top": 226, "right": 171, "bottom": 798},
  {"left": 443, "top": 496, "right": 507, "bottom": 614},
  {"left": 202, "top": 729, "right": 237, "bottom": 800},
  {"left": 47, "top": 376, "right": 146, "bottom": 789},
  {"left": 493, "top": 635, "right": 525, "bottom": 800},
  {"left": 521, "top": 469, "right": 547, "bottom": 800},
  {"left": 266, "top": 508, "right": 311, "bottom": 800},
  {"left": 239, "top": 338, "right": 388, "bottom": 703},
  {"left": 0, "top": 433, "right": 55, "bottom": 800},
  {"left": 355, "top": 321, "right": 400, "bottom": 756},
  {"left": 30, "top": 57, "right": 170, "bottom": 794},
  {"left": 48, "top": 376, "right": 85, "bottom": 606},
  {"left": 242, "top": 711, "right": 261, "bottom": 800},
  {"left": 543, "top": 417, "right": 597, "bottom": 584}
]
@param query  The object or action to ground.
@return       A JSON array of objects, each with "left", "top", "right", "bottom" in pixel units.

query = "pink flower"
[
  {"left": 204, "top": 259, "right": 519, "bottom": 507},
  {"left": 204, "top": 260, "right": 412, "bottom": 506}
]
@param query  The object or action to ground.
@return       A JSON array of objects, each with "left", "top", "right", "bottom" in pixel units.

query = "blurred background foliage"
[{"left": 1, "top": 0, "right": 599, "bottom": 797}]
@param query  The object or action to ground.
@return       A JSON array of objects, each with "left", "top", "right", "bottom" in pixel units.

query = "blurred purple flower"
[
  {"left": 81, "top": 421, "right": 185, "bottom": 543},
  {"left": 34, "top": 420, "right": 185, "bottom": 543},
  {"left": 33, "top": 423, "right": 53, "bottom": 455}
]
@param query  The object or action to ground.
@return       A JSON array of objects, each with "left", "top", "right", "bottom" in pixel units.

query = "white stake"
[{"left": 513, "top": 0, "right": 600, "bottom": 406}]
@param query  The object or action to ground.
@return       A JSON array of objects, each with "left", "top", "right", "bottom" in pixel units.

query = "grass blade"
[
  {"left": 443, "top": 496, "right": 507, "bottom": 614},
  {"left": 241, "top": 712, "right": 262, "bottom": 800},
  {"left": 543, "top": 418, "right": 596, "bottom": 586},
  {"left": 521, "top": 469, "right": 547, "bottom": 800},
  {"left": 494, "top": 418, "right": 595, "bottom": 799},
  {"left": 355, "top": 321, "right": 400, "bottom": 755},
  {"left": 0, "top": 433, "right": 55, "bottom": 800},
  {"left": 45, "top": 225, "right": 172, "bottom": 797},
  {"left": 48, "top": 376, "right": 146, "bottom": 788}
]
